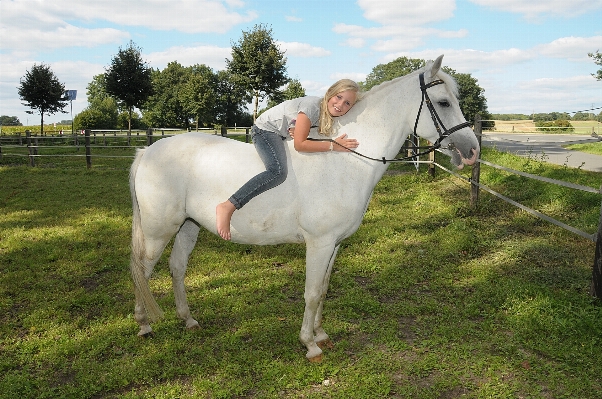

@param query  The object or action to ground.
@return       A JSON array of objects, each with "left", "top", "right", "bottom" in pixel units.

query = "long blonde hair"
[{"left": 318, "top": 79, "right": 360, "bottom": 136}]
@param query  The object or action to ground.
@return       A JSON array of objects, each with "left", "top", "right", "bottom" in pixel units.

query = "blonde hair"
[{"left": 318, "top": 79, "right": 360, "bottom": 136}]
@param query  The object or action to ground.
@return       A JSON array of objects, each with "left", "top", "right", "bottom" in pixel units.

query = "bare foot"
[{"left": 216, "top": 200, "right": 236, "bottom": 240}]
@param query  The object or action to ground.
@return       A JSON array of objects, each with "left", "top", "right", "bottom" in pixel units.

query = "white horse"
[{"left": 129, "top": 55, "right": 479, "bottom": 362}]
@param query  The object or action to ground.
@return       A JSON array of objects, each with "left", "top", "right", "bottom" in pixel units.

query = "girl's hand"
[
  {"left": 333, "top": 133, "right": 359, "bottom": 151},
  {"left": 288, "top": 127, "right": 295, "bottom": 139}
]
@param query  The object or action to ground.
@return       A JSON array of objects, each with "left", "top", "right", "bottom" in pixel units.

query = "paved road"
[{"left": 481, "top": 133, "right": 602, "bottom": 173}]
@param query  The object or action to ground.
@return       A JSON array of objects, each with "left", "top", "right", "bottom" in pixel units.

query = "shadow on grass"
[{"left": 1, "top": 162, "right": 601, "bottom": 398}]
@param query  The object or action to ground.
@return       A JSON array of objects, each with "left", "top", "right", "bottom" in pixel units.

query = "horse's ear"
[{"left": 429, "top": 54, "right": 444, "bottom": 79}]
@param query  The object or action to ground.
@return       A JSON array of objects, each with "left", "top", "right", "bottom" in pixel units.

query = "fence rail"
[
  {"left": 451, "top": 116, "right": 602, "bottom": 300},
  {"left": 1, "top": 122, "right": 601, "bottom": 299}
]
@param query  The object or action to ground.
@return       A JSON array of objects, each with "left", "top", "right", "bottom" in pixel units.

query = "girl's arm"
[{"left": 293, "top": 112, "right": 359, "bottom": 153}]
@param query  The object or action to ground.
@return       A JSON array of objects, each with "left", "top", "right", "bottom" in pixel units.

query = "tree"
[
  {"left": 226, "top": 24, "right": 288, "bottom": 121},
  {"left": 86, "top": 74, "right": 112, "bottom": 105},
  {"left": 266, "top": 79, "right": 306, "bottom": 109},
  {"left": 214, "top": 70, "right": 252, "bottom": 127},
  {"left": 17, "top": 63, "right": 67, "bottom": 135},
  {"left": 143, "top": 62, "right": 192, "bottom": 128},
  {"left": 74, "top": 74, "right": 119, "bottom": 130},
  {"left": 104, "top": 41, "right": 153, "bottom": 134},
  {"left": 0, "top": 115, "right": 22, "bottom": 126},
  {"left": 443, "top": 67, "right": 492, "bottom": 126},
  {"left": 180, "top": 64, "right": 218, "bottom": 130},
  {"left": 589, "top": 50, "right": 602, "bottom": 81},
  {"left": 361, "top": 57, "right": 425, "bottom": 91},
  {"left": 74, "top": 97, "right": 118, "bottom": 130},
  {"left": 360, "top": 57, "right": 491, "bottom": 125}
]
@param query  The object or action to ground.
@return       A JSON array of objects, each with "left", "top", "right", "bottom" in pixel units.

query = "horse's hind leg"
[
  {"left": 170, "top": 219, "right": 201, "bottom": 330},
  {"left": 133, "top": 236, "right": 170, "bottom": 337}
]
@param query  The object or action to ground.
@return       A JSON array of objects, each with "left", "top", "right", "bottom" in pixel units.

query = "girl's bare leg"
[{"left": 216, "top": 200, "right": 236, "bottom": 240}]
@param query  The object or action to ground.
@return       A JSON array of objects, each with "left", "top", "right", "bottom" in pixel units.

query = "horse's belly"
[{"left": 228, "top": 191, "right": 305, "bottom": 245}]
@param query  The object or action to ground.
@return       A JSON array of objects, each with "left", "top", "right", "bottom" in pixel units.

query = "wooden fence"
[
  {"left": 434, "top": 116, "right": 602, "bottom": 300},
  {"left": 1, "top": 122, "right": 600, "bottom": 299}
]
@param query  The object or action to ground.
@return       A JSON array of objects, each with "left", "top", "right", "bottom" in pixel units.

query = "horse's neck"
[{"left": 339, "top": 75, "right": 419, "bottom": 166}]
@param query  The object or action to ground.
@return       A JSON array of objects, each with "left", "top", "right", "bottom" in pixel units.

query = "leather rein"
[{"left": 310, "top": 72, "right": 472, "bottom": 164}]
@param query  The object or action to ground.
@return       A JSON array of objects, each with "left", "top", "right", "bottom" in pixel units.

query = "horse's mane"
[{"left": 364, "top": 61, "right": 459, "bottom": 98}]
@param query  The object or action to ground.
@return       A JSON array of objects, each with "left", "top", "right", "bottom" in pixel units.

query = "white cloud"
[
  {"left": 277, "top": 42, "right": 331, "bottom": 58},
  {"left": 486, "top": 74, "right": 602, "bottom": 114},
  {"left": 536, "top": 36, "right": 602, "bottom": 61},
  {"left": 285, "top": 15, "right": 303, "bottom": 22},
  {"left": 381, "top": 48, "right": 535, "bottom": 73},
  {"left": 357, "top": 0, "right": 456, "bottom": 26},
  {"left": 469, "top": 0, "right": 602, "bottom": 20},
  {"left": 0, "top": 0, "right": 258, "bottom": 54},
  {"left": 379, "top": 34, "right": 601, "bottom": 74},
  {"left": 329, "top": 72, "right": 368, "bottom": 83},
  {"left": 333, "top": 23, "right": 468, "bottom": 53},
  {"left": 146, "top": 45, "right": 232, "bottom": 70},
  {"left": 343, "top": 38, "right": 366, "bottom": 48},
  {"left": 519, "top": 75, "right": 600, "bottom": 90},
  {"left": 0, "top": 24, "right": 130, "bottom": 52},
  {"left": 65, "top": 0, "right": 256, "bottom": 34}
]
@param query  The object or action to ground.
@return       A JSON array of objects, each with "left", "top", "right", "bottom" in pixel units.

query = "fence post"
[
  {"left": 85, "top": 129, "right": 92, "bottom": 169},
  {"left": 26, "top": 130, "right": 35, "bottom": 167},
  {"left": 470, "top": 115, "right": 482, "bottom": 208},
  {"left": 590, "top": 190, "right": 602, "bottom": 300},
  {"left": 146, "top": 128, "right": 153, "bottom": 146},
  {"left": 246, "top": 127, "right": 250, "bottom": 143},
  {"left": 428, "top": 141, "right": 435, "bottom": 177},
  {"left": 221, "top": 126, "right": 227, "bottom": 137}
]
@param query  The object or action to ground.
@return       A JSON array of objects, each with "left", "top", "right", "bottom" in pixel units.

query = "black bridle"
[{"left": 311, "top": 72, "right": 472, "bottom": 164}]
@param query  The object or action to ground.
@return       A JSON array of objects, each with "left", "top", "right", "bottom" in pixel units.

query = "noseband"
[{"left": 310, "top": 72, "right": 472, "bottom": 164}]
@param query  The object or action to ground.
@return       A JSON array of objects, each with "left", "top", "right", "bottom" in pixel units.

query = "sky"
[{"left": 1, "top": 0, "right": 601, "bottom": 126}]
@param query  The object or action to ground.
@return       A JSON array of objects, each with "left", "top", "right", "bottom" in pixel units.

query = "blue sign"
[{"left": 64, "top": 90, "right": 77, "bottom": 101}]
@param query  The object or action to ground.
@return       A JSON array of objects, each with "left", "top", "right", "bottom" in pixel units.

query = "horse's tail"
[{"left": 129, "top": 148, "right": 164, "bottom": 322}]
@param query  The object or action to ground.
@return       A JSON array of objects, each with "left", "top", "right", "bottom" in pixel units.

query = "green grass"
[
  {"left": 565, "top": 141, "right": 602, "bottom": 155},
  {"left": 1, "top": 146, "right": 601, "bottom": 398}
]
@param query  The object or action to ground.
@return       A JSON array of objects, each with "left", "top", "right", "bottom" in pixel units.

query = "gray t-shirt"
[{"left": 255, "top": 96, "right": 321, "bottom": 139}]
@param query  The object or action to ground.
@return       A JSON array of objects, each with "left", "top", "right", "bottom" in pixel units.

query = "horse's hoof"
[
  {"left": 308, "top": 353, "right": 323, "bottom": 363},
  {"left": 186, "top": 320, "right": 200, "bottom": 330},
  {"left": 317, "top": 339, "right": 334, "bottom": 350},
  {"left": 138, "top": 330, "right": 154, "bottom": 338},
  {"left": 137, "top": 325, "right": 153, "bottom": 337}
]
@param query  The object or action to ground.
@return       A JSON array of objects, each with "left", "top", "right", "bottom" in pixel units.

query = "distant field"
[{"left": 491, "top": 120, "right": 601, "bottom": 135}]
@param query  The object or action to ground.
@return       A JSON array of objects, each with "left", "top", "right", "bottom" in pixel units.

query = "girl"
[{"left": 216, "top": 79, "right": 361, "bottom": 240}]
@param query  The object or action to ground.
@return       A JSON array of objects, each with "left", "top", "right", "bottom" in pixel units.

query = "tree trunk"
[
  {"left": 128, "top": 106, "right": 132, "bottom": 135},
  {"left": 40, "top": 111, "right": 44, "bottom": 136},
  {"left": 253, "top": 90, "right": 259, "bottom": 123}
]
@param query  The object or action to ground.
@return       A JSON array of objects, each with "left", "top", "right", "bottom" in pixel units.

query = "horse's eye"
[{"left": 438, "top": 100, "right": 450, "bottom": 108}]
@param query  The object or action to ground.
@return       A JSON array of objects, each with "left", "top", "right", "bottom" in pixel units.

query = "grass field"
[
  {"left": 1, "top": 142, "right": 601, "bottom": 398},
  {"left": 491, "top": 120, "right": 601, "bottom": 135}
]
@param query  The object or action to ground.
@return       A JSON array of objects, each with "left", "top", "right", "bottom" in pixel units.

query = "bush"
[{"left": 535, "top": 119, "right": 575, "bottom": 132}]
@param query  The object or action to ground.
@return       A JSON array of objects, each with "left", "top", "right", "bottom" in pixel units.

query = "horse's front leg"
[
  {"left": 170, "top": 220, "right": 201, "bottom": 330},
  {"left": 314, "top": 245, "right": 339, "bottom": 349},
  {"left": 300, "top": 241, "right": 338, "bottom": 362}
]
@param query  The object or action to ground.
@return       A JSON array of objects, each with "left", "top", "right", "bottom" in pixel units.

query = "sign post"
[{"left": 64, "top": 90, "right": 77, "bottom": 136}]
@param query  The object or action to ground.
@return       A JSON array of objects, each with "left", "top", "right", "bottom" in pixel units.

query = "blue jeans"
[{"left": 229, "top": 126, "right": 288, "bottom": 209}]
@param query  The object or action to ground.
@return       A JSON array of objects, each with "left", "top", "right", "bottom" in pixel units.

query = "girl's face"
[{"left": 327, "top": 90, "right": 357, "bottom": 117}]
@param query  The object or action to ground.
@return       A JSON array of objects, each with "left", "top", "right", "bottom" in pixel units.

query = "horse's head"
[{"left": 414, "top": 55, "right": 480, "bottom": 170}]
